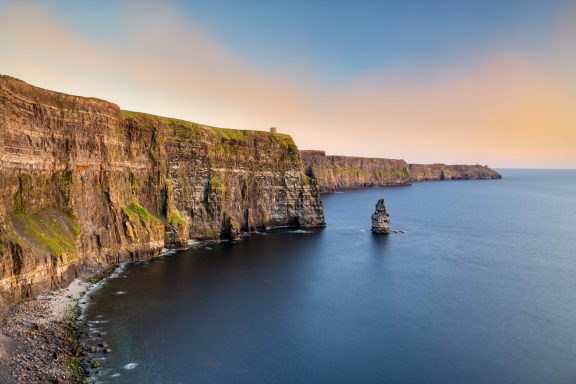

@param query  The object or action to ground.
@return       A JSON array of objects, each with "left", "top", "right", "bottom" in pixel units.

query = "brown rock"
[
  {"left": 301, "top": 150, "right": 411, "bottom": 192},
  {"left": 371, "top": 199, "right": 391, "bottom": 234},
  {"left": 301, "top": 150, "right": 501, "bottom": 192},
  {"left": 0, "top": 75, "right": 325, "bottom": 303}
]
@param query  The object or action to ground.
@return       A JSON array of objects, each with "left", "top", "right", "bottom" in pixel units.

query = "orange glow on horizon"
[{"left": 0, "top": 2, "right": 574, "bottom": 168}]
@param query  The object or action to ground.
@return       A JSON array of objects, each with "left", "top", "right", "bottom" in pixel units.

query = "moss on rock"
[{"left": 10, "top": 208, "right": 79, "bottom": 261}]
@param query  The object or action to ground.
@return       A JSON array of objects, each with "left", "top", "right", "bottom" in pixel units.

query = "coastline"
[
  {"left": 0, "top": 264, "right": 115, "bottom": 384},
  {"left": 0, "top": 240, "right": 206, "bottom": 384}
]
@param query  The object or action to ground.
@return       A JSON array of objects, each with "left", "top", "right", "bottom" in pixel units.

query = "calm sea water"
[{"left": 83, "top": 170, "right": 576, "bottom": 384}]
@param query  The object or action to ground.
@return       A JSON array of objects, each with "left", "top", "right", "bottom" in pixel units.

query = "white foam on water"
[
  {"left": 113, "top": 291, "right": 127, "bottom": 295},
  {"left": 123, "top": 363, "right": 138, "bottom": 370}
]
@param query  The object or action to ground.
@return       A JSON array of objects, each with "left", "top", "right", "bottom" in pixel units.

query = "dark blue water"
[{"left": 84, "top": 170, "right": 576, "bottom": 384}]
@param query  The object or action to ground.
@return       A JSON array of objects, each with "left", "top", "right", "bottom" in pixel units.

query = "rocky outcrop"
[
  {"left": 371, "top": 199, "right": 390, "bottom": 234},
  {"left": 0, "top": 75, "right": 324, "bottom": 303},
  {"left": 301, "top": 150, "right": 501, "bottom": 192},
  {"left": 408, "top": 163, "right": 502, "bottom": 181},
  {"left": 301, "top": 150, "right": 411, "bottom": 192}
]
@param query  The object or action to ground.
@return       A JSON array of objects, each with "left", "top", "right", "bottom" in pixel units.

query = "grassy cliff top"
[
  {"left": 121, "top": 110, "right": 296, "bottom": 148},
  {"left": 1, "top": 74, "right": 297, "bottom": 151}
]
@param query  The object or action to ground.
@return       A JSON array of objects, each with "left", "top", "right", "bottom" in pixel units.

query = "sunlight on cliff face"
[{"left": 0, "top": 1, "right": 574, "bottom": 167}]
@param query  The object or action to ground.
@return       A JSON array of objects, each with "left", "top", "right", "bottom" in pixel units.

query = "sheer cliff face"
[
  {"left": 0, "top": 76, "right": 324, "bottom": 302},
  {"left": 301, "top": 150, "right": 411, "bottom": 192},
  {"left": 301, "top": 151, "right": 501, "bottom": 192}
]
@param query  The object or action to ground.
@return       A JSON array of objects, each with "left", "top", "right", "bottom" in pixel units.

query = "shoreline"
[
  {"left": 0, "top": 240, "right": 207, "bottom": 384},
  {"left": 0, "top": 234, "right": 296, "bottom": 383},
  {"left": 0, "top": 263, "right": 117, "bottom": 384}
]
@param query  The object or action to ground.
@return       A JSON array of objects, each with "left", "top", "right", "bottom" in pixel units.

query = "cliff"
[
  {"left": 0, "top": 76, "right": 324, "bottom": 303},
  {"left": 408, "top": 163, "right": 502, "bottom": 181},
  {"left": 301, "top": 150, "right": 501, "bottom": 192},
  {"left": 301, "top": 150, "right": 411, "bottom": 192}
]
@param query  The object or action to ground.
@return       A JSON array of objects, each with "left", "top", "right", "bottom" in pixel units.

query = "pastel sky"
[{"left": 0, "top": 0, "right": 575, "bottom": 168}]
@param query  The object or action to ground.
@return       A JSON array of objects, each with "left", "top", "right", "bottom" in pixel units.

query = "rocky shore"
[
  {"left": 0, "top": 264, "right": 115, "bottom": 384},
  {"left": 0, "top": 239, "right": 209, "bottom": 384}
]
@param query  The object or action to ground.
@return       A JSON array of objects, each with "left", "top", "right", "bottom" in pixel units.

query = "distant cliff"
[
  {"left": 301, "top": 150, "right": 501, "bottom": 192},
  {"left": 408, "top": 163, "right": 502, "bottom": 181},
  {"left": 0, "top": 76, "right": 324, "bottom": 302},
  {"left": 301, "top": 150, "right": 411, "bottom": 192}
]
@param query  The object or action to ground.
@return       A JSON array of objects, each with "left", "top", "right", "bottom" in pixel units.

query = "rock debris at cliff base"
[{"left": 0, "top": 263, "right": 116, "bottom": 384}]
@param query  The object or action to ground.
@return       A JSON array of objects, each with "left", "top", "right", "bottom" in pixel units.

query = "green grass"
[
  {"left": 121, "top": 110, "right": 298, "bottom": 147},
  {"left": 212, "top": 127, "right": 248, "bottom": 141},
  {"left": 168, "top": 209, "right": 187, "bottom": 227},
  {"left": 124, "top": 109, "right": 250, "bottom": 142},
  {"left": 121, "top": 198, "right": 161, "bottom": 224},
  {"left": 122, "top": 110, "right": 302, "bottom": 165},
  {"left": 121, "top": 110, "right": 205, "bottom": 136},
  {"left": 10, "top": 208, "right": 78, "bottom": 259},
  {"left": 272, "top": 133, "right": 296, "bottom": 148}
]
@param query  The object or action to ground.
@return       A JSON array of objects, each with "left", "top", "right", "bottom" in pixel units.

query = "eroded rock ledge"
[
  {"left": 0, "top": 75, "right": 325, "bottom": 304},
  {"left": 301, "top": 150, "right": 501, "bottom": 192}
]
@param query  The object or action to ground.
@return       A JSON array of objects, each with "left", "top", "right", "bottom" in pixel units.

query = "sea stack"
[{"left": 371, "top": 199, "right": 391, "bottom": 234}]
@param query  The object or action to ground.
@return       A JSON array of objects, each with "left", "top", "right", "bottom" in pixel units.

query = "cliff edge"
[
  {"left": 0, "top": 75, "right": 324, "bottom": 303},
  {"left": 301, "top": 150, "right": 501, "bottom": 192},
  {"left": 301, "top": 150, "right": 411, "bottom": 192}
]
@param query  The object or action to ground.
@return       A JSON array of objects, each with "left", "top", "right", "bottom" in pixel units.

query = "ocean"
[{"left": 83, "top": 169, "right": 576, "bottom": 384}]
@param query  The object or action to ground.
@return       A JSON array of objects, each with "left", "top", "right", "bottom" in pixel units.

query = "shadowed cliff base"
[
  {"left": 301, "top": 150, "right": 501, "bottom": 192},
  {"left": 0, "top": 74, "right": 324, "bottom": 305}
]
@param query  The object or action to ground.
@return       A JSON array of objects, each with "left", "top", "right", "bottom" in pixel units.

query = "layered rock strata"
[
  {"left": 301, "top": 150, "right": 501, "bottom": 192},
  {"left": 0, "top": 76, "right": 324, "bottom": 303},
  {"left": 301, "top": 150, "right": 411, "bottom": 192}
]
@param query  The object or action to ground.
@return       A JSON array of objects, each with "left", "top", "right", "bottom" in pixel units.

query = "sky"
[{"left": 0, "top": 0, "right": 575, "bottom": 168}]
